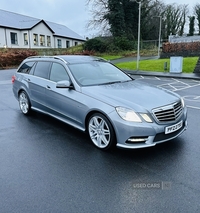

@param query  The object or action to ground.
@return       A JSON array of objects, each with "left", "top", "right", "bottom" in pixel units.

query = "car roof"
[{"left": 25, "top": 55, "right": 107, "bottom": 64}]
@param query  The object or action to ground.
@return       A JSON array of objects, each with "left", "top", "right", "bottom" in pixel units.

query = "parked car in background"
[{"left": 12, "top": 55, "right": 187, "bottom": 150}]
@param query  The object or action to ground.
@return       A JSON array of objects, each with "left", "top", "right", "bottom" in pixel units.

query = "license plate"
[{"left": 165, "top": 120, "right": 183, "bottom": 134}]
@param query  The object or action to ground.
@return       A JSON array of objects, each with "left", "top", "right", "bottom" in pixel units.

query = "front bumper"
[
  {"left": 116, "top": 120, "right": 187, "bottom": 149},
  {"left": 109, "top": 108, "right": 187, "bottom": 149}
]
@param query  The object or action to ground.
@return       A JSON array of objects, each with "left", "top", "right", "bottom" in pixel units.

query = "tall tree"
[
  {"left": 86, "top": 0, "right": 110, "bottom": 35},
  {"left": 188, "top": 16, "right": 195, "bottom": 36},
  {"left": 162, "top": 4, "right": 189, "bottom": 39},
  {"left": 104, "top": 0, "right": 126, "bottom": 37},
  {"left": 194, "top": 3, "right": 200, "bottom": 35},
  {"left": 86, "top": 0, "right": 188, "bottom": 40}
]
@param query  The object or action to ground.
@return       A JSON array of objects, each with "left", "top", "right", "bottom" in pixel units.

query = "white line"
[
  {"left": 173, "top": 78, "right": 190, "bottom": 86},
  {"left": 174, "top": 83, "right": 200, "bottom": 91},
  {"left": 187, "top": 105, "right": 200, "bottom": 110}
]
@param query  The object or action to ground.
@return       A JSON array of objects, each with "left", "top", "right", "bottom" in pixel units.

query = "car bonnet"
[{"left": 81, "top": 80, "right": 180, "bottom": 112}]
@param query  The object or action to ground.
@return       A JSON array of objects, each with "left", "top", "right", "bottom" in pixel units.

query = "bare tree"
[
  {"left": 162, "top": 4, "right": 189, "bottom": 38},
  {"left": 86, "top": 0, "right": 110, "bottom": 35},
  {"left": 194, "top": 3, "right": 200, "bottom": 35}
]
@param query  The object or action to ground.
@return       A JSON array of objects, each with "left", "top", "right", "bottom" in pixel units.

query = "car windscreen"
[{"left": 68, "top": 61, "right": 132, "bottom": 86}]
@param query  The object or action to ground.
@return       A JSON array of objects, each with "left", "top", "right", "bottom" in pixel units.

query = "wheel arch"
[
  {"left": 85, "top": 110, "right": 117, "bottom": 150},
  {"left": 85, "top": 110, "right": 117, "bottom": 140}
]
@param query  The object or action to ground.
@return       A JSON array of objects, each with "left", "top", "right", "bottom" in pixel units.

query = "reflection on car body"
[{"left": 12, "top": 55, "right": 187, "bottom": 150}]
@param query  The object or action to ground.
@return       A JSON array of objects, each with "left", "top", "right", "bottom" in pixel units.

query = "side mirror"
[{"left": 56, "top": 80, "right": 74, "bottom": 89}]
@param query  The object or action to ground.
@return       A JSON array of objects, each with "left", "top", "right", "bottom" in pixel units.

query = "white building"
[{"left": 0, "top": 9, "right": 85, "bottom": 49}]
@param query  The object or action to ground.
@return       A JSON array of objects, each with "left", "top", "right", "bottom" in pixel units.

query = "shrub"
[
  {"left": 0, "top": 49, "right": 37, "bottom": 68},
  {"left": 83, "top": 38, "right": 107, "bottom": 53},
  {"left": 113, "top": 37, "right": 135, "bottom": 51}
]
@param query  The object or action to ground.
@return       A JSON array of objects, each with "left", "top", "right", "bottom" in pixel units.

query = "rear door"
[{"left": 28, "top": 61, "right": 51, "bottom": 110}]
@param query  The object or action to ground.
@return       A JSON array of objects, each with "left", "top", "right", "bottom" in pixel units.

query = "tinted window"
[
  {"left": 49, "top": 63, "right": 69, "bottom": 82},
  {"left": 34, "top": 61, "right": 51, "bottom": 79},
  {"left": 18, "top": 62, "right": 35, "bottom": 74}
]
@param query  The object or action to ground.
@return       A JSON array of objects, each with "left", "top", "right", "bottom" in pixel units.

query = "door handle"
[{"left": 46, "top": 85, "right": 51, "bottom": 89}]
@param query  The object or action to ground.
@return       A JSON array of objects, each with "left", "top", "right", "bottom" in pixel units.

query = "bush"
[
  {"left": 161, "top": 42, "right": 200, "bottom": 58},
  {"left": 0, "top": 49, "right": 37, "bottom": 68},
  {"left": 83, "top": 38, "right": 107, "bottom": 53},
  {"left": 83, "top": 36, "right": 135, "bottom": 53},
  {"left": 113, "top": 37, "right": 135, "bottom": 51}
]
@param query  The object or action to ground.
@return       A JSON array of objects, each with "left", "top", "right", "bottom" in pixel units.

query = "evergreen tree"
[
  {"left": 188, "top": 16, "right": 195, "bottom": 36},
  {"left": 194, "top": 3, "right": 200, "bottom": 35}
]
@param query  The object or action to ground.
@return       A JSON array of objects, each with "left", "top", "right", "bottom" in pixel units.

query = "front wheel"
[
  {"left": 87, "top": 113, "right": 116, "bottom": 150},
  {"left": 18, "top": 91, "right": 31, "bottom": 115}
]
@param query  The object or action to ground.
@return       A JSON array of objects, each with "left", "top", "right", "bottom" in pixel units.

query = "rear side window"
[
  {"left": 34, "top": 61, "right": 51, "bottom": 79},
  {"left": 18, "top": 62, "right": 35, "bottom": 74}
]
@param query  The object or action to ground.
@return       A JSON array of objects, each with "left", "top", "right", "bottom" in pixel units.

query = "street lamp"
[
  {"left": 132, "top": 0, "right": 141, "bottom": 70},
  {"left": 153, "top": 16, "right": 162, "bottom": 58}
]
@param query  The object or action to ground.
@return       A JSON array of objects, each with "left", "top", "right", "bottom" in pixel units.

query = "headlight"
[{"left": 116, "top": 107, "right": 142, "bottom": 122}]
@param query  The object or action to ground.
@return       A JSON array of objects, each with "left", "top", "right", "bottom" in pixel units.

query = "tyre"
[
  {"left": 18, "top": 91, "right": 31, "bottom": 115},
  {"left": 88, "top": 113, "right": 116, "bottom": 150}
]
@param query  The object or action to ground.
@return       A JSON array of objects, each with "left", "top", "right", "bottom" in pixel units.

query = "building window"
[
  {"left": 10, "top": 32, "right": 18, "bottom": 45},
  {"left": 40, "top": 35, "right": 45, "bottom": 46},
  {"left": 66, "top": 40, "right": 70, "bottom": 48},
  {"left": 75, "top": 41, "right": 78, "bottom": 46},
  {"left": 57, "top": 39, "right": 62, "bottom": 48},
  {"left": 47, "top": 36, "right": 51, "bottom": 47},
  {"left": 24, "top": 33, "right": 28, "bottom": 45},
  {"left": 33, "top": 34, "right": 38, "bottom": 45}
]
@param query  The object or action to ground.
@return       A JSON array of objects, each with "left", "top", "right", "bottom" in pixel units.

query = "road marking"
[
  {"left": 157, "top": 79, "right": 200, "bottom": 92},
  {"left": 187, "top": 105, "right": 200, "bottom": 110},
  {"left": 183, "top": 96, "right": 200, "bottom": 102}
]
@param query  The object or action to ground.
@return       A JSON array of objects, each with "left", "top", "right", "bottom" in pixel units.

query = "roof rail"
[{"left": 27, "top": 55, "right": 67, "bottom": 63}]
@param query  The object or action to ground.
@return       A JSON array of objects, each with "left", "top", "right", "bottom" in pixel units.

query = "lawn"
[{"left": 115, "top": 57, "right": 199, "bottom": 73}]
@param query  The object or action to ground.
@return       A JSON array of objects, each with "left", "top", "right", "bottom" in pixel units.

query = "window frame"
[
  {"left": 66, "top": 40, "right": 70, "bottom": 48},
  {"left": 47, "top": 36, "right": 51, "bottom": 47},
  {"left": 33, "top": 34, "right": 38, "bottom": 46},
  {"left": 57, "top": 39, "right": 62, "bottom": 48},
  {"left": 10, "top": 32, "right": 18, "bottom": 45},
  {"left": 40, "top": 34, "right": 45, "bottom": 46},
  {"left": 24, "top": 33, "right": 28, "bottom": 45}
]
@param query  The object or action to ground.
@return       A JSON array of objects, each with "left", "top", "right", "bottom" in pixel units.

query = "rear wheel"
[
  {"left": 87, "top": 113, "right": 116, "bottom": 150},
  {"left": 18, "top": 91, "right": 31, "bottom": 115}
]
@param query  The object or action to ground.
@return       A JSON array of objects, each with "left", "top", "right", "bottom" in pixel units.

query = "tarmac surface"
[{"left": 1, "top": 67, "right": 200, "bottom": 213}]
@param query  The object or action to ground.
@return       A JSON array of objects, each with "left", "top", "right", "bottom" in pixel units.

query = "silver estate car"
[{"left": 12, "top": 55, "right": 187, "bottom": 150}]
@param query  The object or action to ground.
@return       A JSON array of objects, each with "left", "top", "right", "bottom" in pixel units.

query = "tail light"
[{"left": 12, "top": 75, "right": 16, "bottom": 83}]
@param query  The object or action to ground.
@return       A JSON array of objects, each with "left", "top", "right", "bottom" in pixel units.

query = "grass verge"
[{"left": 115, "top": 57, "right": 199, "bottom": 73}]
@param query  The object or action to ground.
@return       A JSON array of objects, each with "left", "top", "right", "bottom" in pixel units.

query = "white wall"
[
  {"left": 0, "top": 23, "right": 84, "bottom": 49},
  {"left": 0, "top": 28, "right": 7, "bottom": 48}
]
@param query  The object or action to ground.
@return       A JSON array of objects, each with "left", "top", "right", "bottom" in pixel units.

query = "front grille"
[{"left": 153, "top": 101, "right": 183, "bottom": 123}]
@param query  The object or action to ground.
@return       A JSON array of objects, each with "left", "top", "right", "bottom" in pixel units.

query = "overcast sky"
[{"left": 0, "top": 0, "right": 198, "bottom": 38}]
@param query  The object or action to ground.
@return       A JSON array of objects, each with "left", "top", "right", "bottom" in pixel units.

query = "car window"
[
  {"left": 49, "top": 63, "right": 69, "bottom": 82},
  {"left": 33, "top": 61, "right": 51, "bottom": 79},
  {"left": 18, "top": 61, "right": 35, "bottom": 74},
  {"left": 69, "top": 61, "right": 131, "bottom": 86}
]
